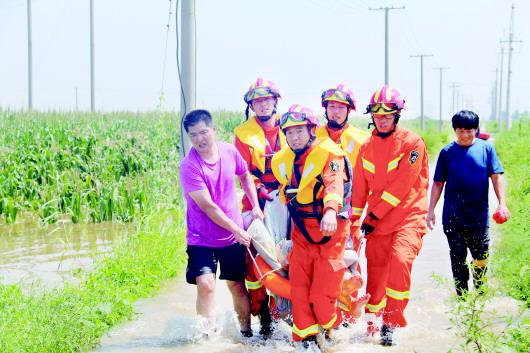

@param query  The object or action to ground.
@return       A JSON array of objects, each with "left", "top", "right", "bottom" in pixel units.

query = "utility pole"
[
  {"left": 410, "top": 54, "right": 433, "bottom": 130},
  {"left": 369, "top": 5, "right": 405, "bottom": 85},
  {"left": 433, "top": 67, "right": 449, "bottom": 132},
  {"left": 501, "top": 5, "right": 522, "bottom": 129},
  {"left": 449, "top": 82, "right": 459, "bottom": 116},
  {"left": 75, "top": 87, "right": 79, "bottom": 111},
  {"left": 178, "top": 0, "right": 196, "bottom": 157},
  {"left": 497, "top": 44, "right": 505, "bottom": 130},
  {"left": 27, "top": 0, "right": 33, "bottom": 110},
  {"left": 89, "top": 0, "right": 95, "bottom": 112},
  {"left": 491, "top": 68, "right": 498, "bottom": 121}
]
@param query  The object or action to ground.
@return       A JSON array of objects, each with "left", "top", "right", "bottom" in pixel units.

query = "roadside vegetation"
[{"left": 0, "top": 111, "right": 527, "bottom": 352}]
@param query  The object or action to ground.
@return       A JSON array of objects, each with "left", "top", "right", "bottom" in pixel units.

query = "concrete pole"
[
  {"left": 27, "top": 0, "right": 33, "bottom": 110},
  {"left": 179, "top": 0, "right": 196, "bottom": 157},
  {"left": 369, "top": 6, "right": 405, "bottom": 85},
  {"left": 89, "top": 0, "right": 95, "bottom": 112},
  {"left": 503, "top": 5, "right": 521, "bottom": 129},
  {"left": 498, "top": 45, "right": 504, "bottom": 130},
  {"left": 434, "top": 67, "right": 448, "bottom": 132},
  {"left": 410, "top": 54, "right": 433, "bottom": 130}
]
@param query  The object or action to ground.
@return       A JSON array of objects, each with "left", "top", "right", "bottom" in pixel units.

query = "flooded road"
[
  {"left": 91, "top": 165, "right": 521, "bottom": 353},
  {"left": 0, "top": 220, "right": 131, "bottom": 289}
]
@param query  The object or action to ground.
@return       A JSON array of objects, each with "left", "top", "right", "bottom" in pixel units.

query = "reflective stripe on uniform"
[
  {"left": 321, "top": 313, "right": 338, "bottom": 329},
  {"left": 386, "top": 287, "right": 410, "bottom": 301},
  {"left": 366, "top": 297, "right": 387, "bottom": 313},
  {"left": 245, "top": 279, "right": 263, "bottom": 290},
  {"left": 292, "top": 323, "right": 320, "bottom": 338},
  {"left": 351, "top": 207, "right": 364, "bottom": 216},
  {"left": 381, "top": 190, "right": 401, "bottom": 207},
  {"left": 362, "top": 158, "right": 375, "bottom": 174},
  {"left": 387, "top": 153, "right": 404, "bottom": 172},
  {"left": 323, "top": 192, "right": 342, "bottom": 205}
]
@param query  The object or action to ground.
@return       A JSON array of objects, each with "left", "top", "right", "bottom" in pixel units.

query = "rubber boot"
[
  {"left": 301, "top": 335, "right": 318, "bottom": 349},
  {"left": 258, "top": 297, "right": 273, "bottom": 337},
  {"left": 380, "top": 324, "right": 394, "bottom": 346}
]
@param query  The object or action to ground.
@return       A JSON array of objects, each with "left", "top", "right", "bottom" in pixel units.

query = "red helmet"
[
  {"left": 280, "top": 104, "right": 319, "bottom": 130},
  {"left": 321, "top": 84, "right": 356, "bottom": 110},
  {"left": 365, "top": 85, "right": 405, "bottom": 114},
  {"left": 243, "top": 78, "right": 281, "bottom": 104}
]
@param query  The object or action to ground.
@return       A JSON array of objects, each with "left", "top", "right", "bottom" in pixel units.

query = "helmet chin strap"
[
  {"left": 325, "top": 108, "right": 350, "bottom": 130},
  {"left": 371, "top": 113, "right": 401, "bottom": 138},
  {"left": 254, "top": 102, "right": 278, "bottom": 122},
  {"left": 292, "top": 133, "right": 315, "bottom": 156}
]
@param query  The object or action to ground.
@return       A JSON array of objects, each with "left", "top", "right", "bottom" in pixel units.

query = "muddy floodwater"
[{"left": 0, "top": 218, "right": 131, "bottom": 289}]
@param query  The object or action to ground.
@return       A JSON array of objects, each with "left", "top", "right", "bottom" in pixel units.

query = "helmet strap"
[
  {"left": 293, "top": 134, "right": 315, "bottom": 156},
  {"left": 325, "top": 108, "right": 350, "bottom": 130},
  {"left": 371, "top": 113, "right": 400, "bottom": 138},
  {"left": 245, "top": 105, "right": 250, "bottom": 120}
]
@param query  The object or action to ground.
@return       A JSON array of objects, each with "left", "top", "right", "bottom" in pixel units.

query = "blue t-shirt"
[{"left": 434, "top": 139, "right": 503, "bottom": 228}]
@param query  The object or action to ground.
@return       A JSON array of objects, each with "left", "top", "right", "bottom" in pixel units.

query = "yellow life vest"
[
  {"left": 271, "top": 137, "right": 345, "bottom": 205},
  {"left": 316, "top": 125, "right": 369, "bottom": 168},
  {"left": 234, "top": 115, "right": 286, "bottom": 174}
]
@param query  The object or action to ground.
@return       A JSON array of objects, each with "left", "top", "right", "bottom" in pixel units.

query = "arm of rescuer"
[
  {"left": 320, "top": 155, "right": 346, "bottom": 236},
  {"left": 188, "top": 189, "right": 252, "bottom": 247},
  {"left": 238, "top": 170, "right": 265, "bottom": 222},
  {"left": 350, "top": 146, "right": 369, "bottom": 221},
  {"left": 358, "top": 139, "right": 427, "bottom": 235},
  {"left": 427, "top": 181, "right": 445, "bottom": 230},
  {"left": 234, "top": 136, "right": 272, "bottom": 201}
]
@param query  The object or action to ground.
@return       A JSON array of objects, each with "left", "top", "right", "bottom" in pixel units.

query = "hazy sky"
[{"left": 1, "top": 0, "right": 528, "bottom": 121}]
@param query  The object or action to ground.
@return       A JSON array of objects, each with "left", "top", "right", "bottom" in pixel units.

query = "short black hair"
[
  {"left": 182, "top": 109, "right": 213, "bottom": 132},
  {"left": 452, "top": 110, "right": 479, "bottom": 130}
]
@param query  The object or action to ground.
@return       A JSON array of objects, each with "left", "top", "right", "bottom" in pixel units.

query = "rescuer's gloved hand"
[
  {"left": 257, "top": 186, "right": 273, "bottom": 202},
  {"left": 361, "top": 212, "right": 379, "bottom": 236}
]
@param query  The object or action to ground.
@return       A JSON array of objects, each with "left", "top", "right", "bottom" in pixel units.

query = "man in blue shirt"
[{"left": 427, "top": 110, "right": 509, "bottom": 296}]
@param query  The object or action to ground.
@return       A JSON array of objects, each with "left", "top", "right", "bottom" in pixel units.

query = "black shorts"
[{"left": 185, "top": 243, "right": 247, "bottom": 284}]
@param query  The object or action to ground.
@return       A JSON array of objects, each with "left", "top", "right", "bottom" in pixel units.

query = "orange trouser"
[
  {"left": 290, "top": 218, "right": 349, "bottom": 341},
  {"left": 364, "top": 228, "right": 424, "bottom": 328},
  {"left": 245, "top": 254, "right": 268, "bottom": 316}
]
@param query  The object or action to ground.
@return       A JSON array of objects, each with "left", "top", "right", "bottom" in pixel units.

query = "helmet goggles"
[
  {"left": 322, "top": 89, "right": 355, "bottom": 107},
  {"left": 280, "top": 111, "right": 316, "bottom": 130},
  {"left": 244, "top": 86, "right": 279, "bottom": 104},
  {"left": 366, "top": 102, "right": 401, "bottom": 114}
]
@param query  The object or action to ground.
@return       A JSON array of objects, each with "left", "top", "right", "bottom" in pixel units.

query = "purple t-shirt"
[{"left": 180, "top": 142, "right": 247, "bottom": 248}]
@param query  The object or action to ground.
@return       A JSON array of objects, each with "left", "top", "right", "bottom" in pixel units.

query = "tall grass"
[
  {"left": 0, "top": 111, "right": 181, "bottom": 223},
  {"left": 490, "top": 116, "right": 530, "bottom": 305},
  {"left": 0, "top": 206, "right": 186, "bottom": 353}
]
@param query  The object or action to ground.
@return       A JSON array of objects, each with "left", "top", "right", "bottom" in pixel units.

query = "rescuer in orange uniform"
[
  {"left": 316, "top": 84, "right": 369, "bottom": 254},
  {"left": 234, "top": 78, "right": 286, "bottom": 336},
  {"left": 272, "top": 104, "right": 350, "bottom": 347},
  {"left": 351, "top": 85, "right": 429, "bottom": 346}
]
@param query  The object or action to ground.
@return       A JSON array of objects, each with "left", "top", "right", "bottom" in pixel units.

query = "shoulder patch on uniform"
[
  {"left": 329, "top": 161, "right": 340, "bottom": 172},
  {"left": 409, "top": 150, "right": 419, "bottom": 165}
]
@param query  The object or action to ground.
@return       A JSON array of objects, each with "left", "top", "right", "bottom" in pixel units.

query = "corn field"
[{"left": 0, "top": 111, "right": 184, "bottom": 224}]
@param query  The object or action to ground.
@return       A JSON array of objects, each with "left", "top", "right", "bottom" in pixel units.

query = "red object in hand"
[
  {"left": 492, "top": 209, "right": 509, "bottom": 224},
  {"left": 477, "top": 131, "right": 491, "bottom": 140}
]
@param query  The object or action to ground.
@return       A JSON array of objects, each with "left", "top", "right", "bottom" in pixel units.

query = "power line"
[
  {"left": 369, "top": 5, "right": 405, "bottom": 85},
  {"left": 410, "top": 54, "right": 433, "bottom": 130},
  {"left": 449, "top": 82, "right": 459, "bottom": 116}
]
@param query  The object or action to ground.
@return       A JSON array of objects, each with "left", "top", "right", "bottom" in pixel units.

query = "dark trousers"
[{"left": 443, "top": 225, "right": 489, "bottom": 296}]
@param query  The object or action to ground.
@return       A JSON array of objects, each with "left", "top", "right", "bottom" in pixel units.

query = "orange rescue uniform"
[
  {"left": 272, "top": 138, "right": 350, "bottom": 341},
  {"left": 234, "top": 115, "right": 286, "bottom": 316},
  {"left": 316, "top": 124, "right": 369, "bottom": 252},
  {"left": 351, "top": 126, "right": 428, "bottom": 328}
]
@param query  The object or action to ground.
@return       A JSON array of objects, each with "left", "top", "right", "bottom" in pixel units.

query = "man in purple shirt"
[{"left": 179, "top": 109, "right": 264, "bottom": 338}]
